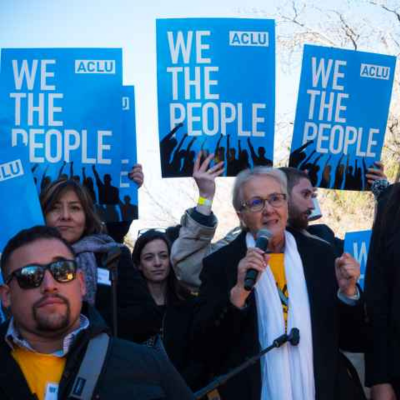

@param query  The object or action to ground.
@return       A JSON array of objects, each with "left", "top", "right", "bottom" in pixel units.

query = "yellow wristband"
[{"left": 198, "top": 196, "right": 212, "bottom": 207}]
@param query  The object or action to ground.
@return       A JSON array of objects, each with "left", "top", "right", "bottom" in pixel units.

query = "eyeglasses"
[
  {"left": 241, "top": 193, "right": 287, "bottom": 212},
  {"left": 5, "top": 260, "right": 77, "bottom": 290}
]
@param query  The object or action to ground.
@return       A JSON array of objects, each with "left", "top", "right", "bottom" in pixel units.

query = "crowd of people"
[{"left": 0, "top": 152, "right": 397, "bottom": 400}]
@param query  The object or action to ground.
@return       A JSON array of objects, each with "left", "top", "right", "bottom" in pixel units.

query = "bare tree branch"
[
  {"left": 330, "top": 10, "right": 360, "bottom": 50},
  {"left": 370, "top": 1, "right": 400, "bottom": 23},
  {"left": 142, "top": 184, "right": 179, "bottom": 225}
]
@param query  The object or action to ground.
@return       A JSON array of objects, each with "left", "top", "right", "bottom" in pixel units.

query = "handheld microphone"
[{"left": 244, "top": 229, "right": 273, "bottom": 291}]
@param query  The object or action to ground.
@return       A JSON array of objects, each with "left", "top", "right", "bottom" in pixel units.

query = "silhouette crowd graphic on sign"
[
  {"left": 161, "top": 123, "right": 273, "bottom": 178},
  {"left": 31, "top": 163, "right": 138, "bottom": 223},
  {"left": 290, "top": 140, "right": 372, "bottom": 190}
]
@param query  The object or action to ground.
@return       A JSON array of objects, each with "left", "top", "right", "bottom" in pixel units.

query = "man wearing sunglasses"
[{"left": 0, "top": 225, "right": 194, "bottom": 400}]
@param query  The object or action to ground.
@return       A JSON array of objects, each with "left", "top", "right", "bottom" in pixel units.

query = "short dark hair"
[
  {"left": 279, "top": 167, "right": 311, "bottom": 195},
  {"left": 1, "top": 225, "right": 75, "bottom": 279},
  {"left": 40, "top": 179, "right": 104, "bottom": 237}
]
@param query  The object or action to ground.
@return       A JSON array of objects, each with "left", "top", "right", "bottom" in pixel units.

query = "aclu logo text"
[
  {"left": 75, "top": 60, "right": 116, "bottom": 74},
  {"left": 229, "top": 31, "right": 269, "bottom": 47},
  {"left": 360, "top": 63, "right": 390, "bottom": 80},
  {"left": 0, "top": 160, "right": 24, "bottom": 183},
  {"left": 122, "top": 96, "right": 130, "bottom": 111}
]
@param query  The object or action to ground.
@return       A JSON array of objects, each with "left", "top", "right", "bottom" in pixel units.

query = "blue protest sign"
[
  {"left": 0, "top": 48, "right": 124, "bottom": 222},
  {"left": 344, "top": 230, "right": 372, "bottom": 289},
  {"left": 157, "top": 18, "right": 275, "bottom": 177},
  {"left": 119, "top": 86, "right": 138, "bottom": 222},
  {"left": 0, "top": 146, "right": 44, "bottom": 253},
  {"left": 290, "top": 45, "right": 396, "bottom": 190}
]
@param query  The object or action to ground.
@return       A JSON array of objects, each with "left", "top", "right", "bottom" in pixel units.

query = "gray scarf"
[{"left": 72, "top": 234, "right": 122, "bottom": 305}]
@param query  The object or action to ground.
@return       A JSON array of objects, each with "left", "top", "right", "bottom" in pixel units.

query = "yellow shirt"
[
  {"left": 12, "top": 347, "right": 66, "bottom": 400},
  {"left": 268, "top": 253, "right": 289, "bottom": 330}
]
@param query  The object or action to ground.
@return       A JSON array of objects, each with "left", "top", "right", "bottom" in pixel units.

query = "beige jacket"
[{"left": 171, "top": 208, "right": 240, "bottom": 291}]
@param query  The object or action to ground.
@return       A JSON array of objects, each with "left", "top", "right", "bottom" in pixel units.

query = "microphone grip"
[
  {"left": 243, "top": 233, "right": 270, "bottom": 291},
  {"left": 244, "top": 269, "right": 258, "bottom": 291}
]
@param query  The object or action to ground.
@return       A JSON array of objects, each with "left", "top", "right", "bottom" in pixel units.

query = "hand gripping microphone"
[{"left": 244, "top": 229, "right": 273, "bottom": 291}]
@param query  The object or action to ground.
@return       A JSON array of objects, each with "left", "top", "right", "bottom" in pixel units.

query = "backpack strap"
[{"left": 69, "top": 333, "right": 110, "bottom": 400}]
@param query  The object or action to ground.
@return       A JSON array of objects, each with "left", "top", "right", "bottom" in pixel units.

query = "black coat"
[
  {"left": 307, "top": 224, "right": 344, "bottom": 257},
  {"left": 192, "top": 228, "right": 367, "bottom": 400},
  {"left": 0, "top": 305, "right": 194, "bottom": 399},
  {"left": 95, "top": 246, "right": 162, "bottom": 343},
  {"left": 365, "top": 183, "right": 400, "bottom": 386},
  {"left": 157, "top": 295, "right": 209, "bottom": 391}
]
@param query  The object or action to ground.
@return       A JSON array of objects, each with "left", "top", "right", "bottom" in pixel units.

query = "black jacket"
[
  {"left": 0, "top": 305, "right": 194, "bottom": 399},
  {"left": 95, "top": 246, "right": 162, "bottom": 343},
  {"left": 307, "top": 223, "right": 344, "bottom": 257},
  {"left": 154, "top": 294, "right": 208, "bottom": 391},
  {"left": 192, "top": 228, "right": 367, "bottom": 400},
  {"left": 365, "top": 183, "right": 400, "bottom": 386}
]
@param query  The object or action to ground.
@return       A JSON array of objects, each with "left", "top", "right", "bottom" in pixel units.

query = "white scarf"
[{"left": 247, "top": 230, "right": 315, "bottom": 400}]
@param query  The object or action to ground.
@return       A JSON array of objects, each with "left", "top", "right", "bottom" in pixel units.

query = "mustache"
[{"left": 33, "top": 294, "right": 69, "bottom": 309}]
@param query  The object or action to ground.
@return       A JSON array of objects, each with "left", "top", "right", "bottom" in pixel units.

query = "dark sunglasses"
[{"left": 5, "top": 260, "right": 78, "bottom": 290}]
